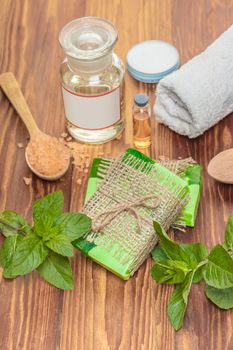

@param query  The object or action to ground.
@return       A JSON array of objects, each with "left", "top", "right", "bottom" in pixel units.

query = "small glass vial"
[
  {"left": 59, "top": 17, "right": 125, "bottom": 144},
  {"left": 133, "top": 94, "right": 151, "bottom": 149}
]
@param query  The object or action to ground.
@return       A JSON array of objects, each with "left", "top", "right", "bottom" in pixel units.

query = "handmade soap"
[
  {"left": 84, "top": 151, "right": 202, "bottom": 228},
  {"left": 73, "top": 149, "right": 190, "bottom": 280}
]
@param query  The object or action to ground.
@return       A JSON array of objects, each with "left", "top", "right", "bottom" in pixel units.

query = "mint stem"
[{"left": 196, "top": 259, "right": 208, "bottom": 268}]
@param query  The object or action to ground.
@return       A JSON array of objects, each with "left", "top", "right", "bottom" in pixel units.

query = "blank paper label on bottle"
[{"left": 62, "top": 86, "right": 121, "bottom": 130}]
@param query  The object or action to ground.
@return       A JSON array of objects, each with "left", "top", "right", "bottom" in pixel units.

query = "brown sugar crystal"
[{"left": 26, "top": 135, "right": 70, "bottom": 177}]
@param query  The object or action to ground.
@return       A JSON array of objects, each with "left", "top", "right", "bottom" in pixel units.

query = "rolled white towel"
[{"left": 154, "top": 25, "right": 233, "bottom": 138}]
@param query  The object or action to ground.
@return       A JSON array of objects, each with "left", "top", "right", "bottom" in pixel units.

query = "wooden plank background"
[{"left": 0, "top": 0, "right": 233, "bottom": 349}]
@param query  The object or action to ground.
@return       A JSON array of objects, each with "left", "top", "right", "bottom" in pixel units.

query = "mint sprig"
[
  {"left": 0, "top": 191, "right": 91, "bottom": 290},
  {"left": 151, "top": 215, "right": 233, "bottom": 331}
]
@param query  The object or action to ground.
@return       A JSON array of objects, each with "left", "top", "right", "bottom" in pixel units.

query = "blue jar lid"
[
  {"left": 134, "top": 94, "right": 149, "bottom": 107},
  {"left": 127, "top": 40, "right": 180, "bottom": 83}
]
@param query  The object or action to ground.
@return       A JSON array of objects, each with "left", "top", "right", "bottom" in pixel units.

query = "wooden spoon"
[
  {"left": 208, "top": 149, "right": 233, "bottom": 184},
  {"left": 0, "top": 72, "right": 70, "bottom": 180}
]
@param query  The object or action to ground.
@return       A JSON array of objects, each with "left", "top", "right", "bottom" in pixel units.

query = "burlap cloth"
[{"left": 82, "top": 153, "right": 191, "bottom": 275}]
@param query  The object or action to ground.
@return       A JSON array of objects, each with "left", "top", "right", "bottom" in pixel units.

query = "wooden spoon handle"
[{"left": 0, "top": 72, "right": 41, "bottom": 139}]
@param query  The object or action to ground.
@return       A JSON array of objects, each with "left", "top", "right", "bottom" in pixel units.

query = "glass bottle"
[
  {"left": 133, "top": 94, "right": 151, "bottom": 149},
  {"left": 59, "top": 17, "right": 125, "bottom": 144}
]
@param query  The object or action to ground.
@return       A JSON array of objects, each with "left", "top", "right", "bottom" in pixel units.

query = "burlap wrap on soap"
[{"left": 83, "top": 153, "right": 190, "bottom": 275}]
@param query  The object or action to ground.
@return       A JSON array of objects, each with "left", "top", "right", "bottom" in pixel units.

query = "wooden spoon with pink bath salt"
[
  {"left": 208, "top": 149, "right": 233, "bottom": 184},
  {"left": 0, "top": 72, "right": 70, "bottom": 181}
]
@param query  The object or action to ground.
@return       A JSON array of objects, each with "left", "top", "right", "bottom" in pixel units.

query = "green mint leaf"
[
  {"left": 45, "top": 235, "right": 74, "bottom": 257},
  {"left": 57, "top": 212, "right": 92, "bottom": 242},
  {"left": 203, "top": 245, "right": 233, "bottom": 289},
  {"left": 151, "top": 246, "right": 168, "bottom": 262},
  {"left": 191, "top": 266, "right": 204, "bottom": 284},
  {"left": 0, "top": 235, "right": 23, "bottom": 273},
  {"left": 33, "top": 191, "right": 64, "bottom": 223},
  {"left": 153, "top": 221, "right": 191, "bottom": 265},
  {"left": 168, "top": 270, "right": 195, "bottom": 331},
  {"left": 152, "top": 243, "right": 207, "bottom": 284},
  {"left": 0, "top": 211, "right": 31, "bottom": 237},
  {"left": 151, "top": 259, "right": 190, "bottom": 284},
  {"left": 205, "top": 285, "right": 233, "bottom": 310},
  {"left": 4, "top": 233, "right": 48, "bottom": 277},
  {"left": 181, "top": 243, "right": 208, "bottom": 283},
  {"left": 224, "top": 213, "right": 233, "bottom": 251},
  {"left": 37, "top": 252, "right": 73, "bottom": 290},
  {"left": 33, "top": 215, "right": 60, "bottom": 240},
  {"left": 181, "top": 243, "right": 208, "bottom": 263}
]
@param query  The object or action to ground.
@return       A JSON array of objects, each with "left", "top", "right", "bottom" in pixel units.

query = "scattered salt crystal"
[
  {"left": 66, "top": 137, "right": 72, "bottom": 142},
  {"left": 17, "top": 142, "right": 24, "bottom": 149},
  {"left": 65, "top": 141, "right": 94, "bottom": 175},
  {"left": 77, "top": 179, "right": 82, "bottom": 185},
  {"left": 23, "top": 176, "right": 31, "bottom": 185},
  {"left": 61, "top": 132, "right": 68, "bottom": 138},
  {"left": 85, "top": 159, "right": 90, "bottom": 167}
]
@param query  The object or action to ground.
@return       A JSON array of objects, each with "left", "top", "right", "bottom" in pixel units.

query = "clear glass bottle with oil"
[
  {"left": 133, "top": 94, "right": 151, "bottom": 149},
  {"left": 59, "top": 17, "right": 125, "bottom": 144}
]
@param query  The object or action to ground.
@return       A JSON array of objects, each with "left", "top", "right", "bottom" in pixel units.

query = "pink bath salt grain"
[
  {"left": 61, "top": 132, "right": 68, "bottom": 138},
  {"left": 26, "top": 135, "right": 70, "bottom": 176},
  {"left": 17, "top": 142, "right": 24, "bottom": 149},
  {"left": 23, "top": 176, "right": 32, "bottom": 185}
]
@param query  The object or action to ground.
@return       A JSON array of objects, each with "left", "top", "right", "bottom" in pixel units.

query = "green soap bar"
[
  {"left": 86, "top": 157, "right": 202, "bottom": 228},
  {"left": 73, "top": 237, "right": 96, "bottom": 255},
  {"left": 75, "top": 148, "right": 194, "bottom": 279},
  {"left": 84, "top": 172, "right": 201, "bottom": 228},
  {"left": 85, "top": 178, "right": 101, "bottom": 202},
  {"left": 181, "top": 184, "right": 201, "bottom": 227},
  {"left": 184, "top": 164, "right": 202, "bottom": 185},
  {"left": 88, "top": 246, "right": 131, "bottom": 280},
  {"left": 181, "top": 164, "right": 202, "bottom": 227},
  {"left": 73, "top": 238, "right": 131, "bottom": 279},
  {"left": 85, "top": 177, "right": 100, "bottom": 202}
]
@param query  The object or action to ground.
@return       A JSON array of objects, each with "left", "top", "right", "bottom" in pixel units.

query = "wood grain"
[{"left": 0, "top": 0, "right": 233, "bottom": 349}]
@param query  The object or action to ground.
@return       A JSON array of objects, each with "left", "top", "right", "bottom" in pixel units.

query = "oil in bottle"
[{"left": 133, "top": 94, "right": 151, "bottom": 149}]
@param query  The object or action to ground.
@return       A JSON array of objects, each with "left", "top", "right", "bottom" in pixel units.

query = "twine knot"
[{"left": 92, "top": 194, "right": 159, "bottom": 233}]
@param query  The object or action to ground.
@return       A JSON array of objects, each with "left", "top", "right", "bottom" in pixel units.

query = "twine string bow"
[{"left": 92, "top": 193, "right": 160, "bottom": 233}]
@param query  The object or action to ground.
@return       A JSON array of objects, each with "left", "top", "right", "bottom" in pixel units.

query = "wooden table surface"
[{"left": 1, "top": 0, "right": 233, "bottom": 349}]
